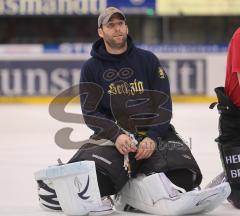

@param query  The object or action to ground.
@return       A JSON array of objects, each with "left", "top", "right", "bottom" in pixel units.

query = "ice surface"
[{"left": 0, "top": 103, "right": 239, "bottom": 215}]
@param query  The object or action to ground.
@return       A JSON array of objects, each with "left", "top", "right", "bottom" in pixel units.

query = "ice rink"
[{"left": 0, "top": 103, "right": 239, "bottom": 216}]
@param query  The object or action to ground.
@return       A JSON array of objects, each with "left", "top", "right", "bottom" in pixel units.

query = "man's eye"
[{"left": 108, "top": 23, "right": 114, "bottom": 28}]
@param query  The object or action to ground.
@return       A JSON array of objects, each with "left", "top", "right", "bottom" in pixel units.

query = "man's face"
[{"left": 98, "top": 14, "right": 128, "bottom": 49}]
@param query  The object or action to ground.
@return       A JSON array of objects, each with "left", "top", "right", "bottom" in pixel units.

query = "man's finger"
[
  {"left": 117, "top": 146, "right": 124, "bottom": 155},
  {"left": 122, "top": 145, "right": 130, "bottom": 154},
  {"left": 135, "top": 148, "right": 147, "bottom": 160},
  {"left": 145, "top": 150, "right": 153, "bottom": 159},
  {"left": 129, "top": 143, "right": 137, "bottom": 152}
]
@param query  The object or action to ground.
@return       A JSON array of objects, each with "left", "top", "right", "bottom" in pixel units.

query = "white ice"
[{"left": 0, "top": 103, "right": 239, "bottom": 216}]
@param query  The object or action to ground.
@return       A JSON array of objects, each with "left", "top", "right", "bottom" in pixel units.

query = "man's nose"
[{"left": 114, "top": 24, "right": 121, "bottom": 31}]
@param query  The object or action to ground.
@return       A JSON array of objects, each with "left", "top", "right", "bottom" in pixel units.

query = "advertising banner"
[
  {"left": 107, "top": 0, "right": 155, "bottom": 14},
  {"left": 160, "top": 59, "right": 206, "bottom": 95},
  {"left": 0, "top": 56, "right": 207, "bottom": 97},
  {"left": 0, "top": 44, "right": 227, "bottom": 55},
  {"left": 0, "top": 60, "right": 83, "bottom": 96},
  {"left": 0, "top": 0, "right": 107, "bottom": 15},
  {"left": 157, "top": 0, "right": 240, "bottom": 16},
  {"left": 0, "top": 0, "right": 157, "bottom": 16}
]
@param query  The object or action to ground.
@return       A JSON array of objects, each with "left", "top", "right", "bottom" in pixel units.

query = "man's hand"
[
  {"left": 135, "top": 137, "right": 156, "bottom": 160},
  {"left": 115, "top": 134, "right": 137, "bottom": 155}
]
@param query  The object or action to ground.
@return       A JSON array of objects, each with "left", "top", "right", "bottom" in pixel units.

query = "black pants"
[
  {"left": 214, "top": 87, "right": 240, "bottom": 184},
  {"left": 68, "top": 124, "right": 202, "bottom": 196},
  {"left": 213, "top": 87, "right": 240, "bottom": 208}
]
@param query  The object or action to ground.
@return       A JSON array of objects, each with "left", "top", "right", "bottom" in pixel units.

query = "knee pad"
[
  {"left": 68, "top": 144, "right": 129, "bottom": 193},
  {"left": 139, "top": 139, "right": 202, "bottom": 189},
  {"left": 35, "top": 161, "right": 102, "bottom": 216}
]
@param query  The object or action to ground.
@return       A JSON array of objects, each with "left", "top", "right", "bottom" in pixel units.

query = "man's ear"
[
  {"left": 98, "top": 28, "right": 103, "bottom": 38},
  {"left": 126, "top": 24, "right": 129, "bottom": 35}
]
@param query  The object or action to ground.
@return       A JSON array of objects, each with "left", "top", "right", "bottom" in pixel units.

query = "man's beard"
[{"left": 105, "top": 35, "right": 127, "bottom": 49}]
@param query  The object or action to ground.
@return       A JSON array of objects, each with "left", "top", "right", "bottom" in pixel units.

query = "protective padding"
[
  {"left": 35, "top": 161, "right": 101, "bottom": 216},
  {"left": 115, "top": 173, "right": 230, "bottom": 215}
]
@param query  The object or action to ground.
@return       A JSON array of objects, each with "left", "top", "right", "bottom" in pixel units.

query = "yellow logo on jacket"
[
  {"left": 108, "top": 79, "right": 144, "bottom": 96},
  {"left": 158, "top": 67, "right": 166, "bottom": 79}
]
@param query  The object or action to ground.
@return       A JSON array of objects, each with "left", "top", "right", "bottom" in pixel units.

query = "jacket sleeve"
[
  {"left": 232, "top": 31, "right": 240, "bottom": 73},
  {"left": 80, "top": 62, "right": 124, "bottom": 142},
  {"left": 146, "top": 54, "right": 172, "bottom": 144}
]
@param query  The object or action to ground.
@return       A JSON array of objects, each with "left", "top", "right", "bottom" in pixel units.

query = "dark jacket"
[{"left": 80, "top": 36, "right": 172, "bottom": 144}]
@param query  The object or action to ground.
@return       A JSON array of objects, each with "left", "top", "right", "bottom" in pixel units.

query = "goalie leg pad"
[
  {"left": 35, "top": 178, "right": 62, "bottom": 211},
  {"left": 115, "top": 173, "right": 179, "bottom": 215},
  {"left": 115, "top": 173, "right": 230, "bottom": 215},
  {"left": 68, "top": 144, "right": 130, "bottom": 194},
  {"left": 35, "top": 161, "right": 102, "bottom": 216}
]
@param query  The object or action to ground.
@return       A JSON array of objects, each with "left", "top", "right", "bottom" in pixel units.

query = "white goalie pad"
[
  {"left": 35, "top": 161, "right": 102, "bottom": 216},
  {"left": 115, "top": 172, "right": 231, "bottom": 215}
]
